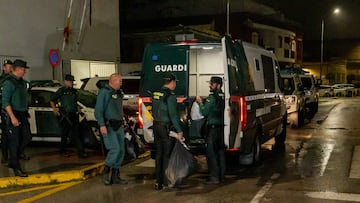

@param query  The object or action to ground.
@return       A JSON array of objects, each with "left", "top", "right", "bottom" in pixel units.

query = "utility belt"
[
  {"left": 207, "top": 124, "right": 223, "bottom": 129},
  {"left": 105, "top": 119, "right": 124, "bottom": 131},
  {"left": 153, "top": 121, "right": 170, "bottom": 127},
  {"left": 13, "top": 110, "right": 29, "bottom": 118}
]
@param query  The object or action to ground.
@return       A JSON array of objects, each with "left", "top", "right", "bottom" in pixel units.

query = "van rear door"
[
  {"left": 139, "top": 44, "right": 189, "bottom": 143},
  {"left": 222, "top": 37, "right": 255, "bottom": 149}
]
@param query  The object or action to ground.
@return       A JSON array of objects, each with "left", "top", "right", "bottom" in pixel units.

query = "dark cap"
[
  {"left": 163, "top": 72, "right": 178, "bottom": 82},
  {"left": 64, "top": 74, "right": 75, "bottom": 81},
  {"left": 3, "top": 59, "right": 13, "bottom": 66},
  {"left": 208, "top": 76, "right": 222, "bottom": 85},
  {"left": 13, "top": 59, "right": 29, "bottom": 69}
]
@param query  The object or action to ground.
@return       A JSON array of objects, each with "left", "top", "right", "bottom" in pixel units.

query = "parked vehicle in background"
[
  {"left": 80, "top": 76, "right": 140, "bottom": 111},
  {"left": 331, "top": 84, "right": 355, "bottom": 97},
  {"left": 139, "top": 36, "right": 287, "bottom": 165},
  {"left": 319, "top": 85, "right": 334, "bottom": 97},
  {"left": 299, "top": 74, "right": 319, "bottom": 119},
  {"left": 280, "top": 72, "right": 306, "bottom": 128},
  {"left": 28, "top": 86, "right": 101, "bottom": 149}
]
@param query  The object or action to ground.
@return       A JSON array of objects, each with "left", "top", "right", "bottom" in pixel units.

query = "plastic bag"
[{"left": 165, "top": 140, "right": 198, "bottom": 187}]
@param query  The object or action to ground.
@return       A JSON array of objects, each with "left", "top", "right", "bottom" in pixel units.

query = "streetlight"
[{"left": 320, "top": 7, "right": 340, "bottom": 82}]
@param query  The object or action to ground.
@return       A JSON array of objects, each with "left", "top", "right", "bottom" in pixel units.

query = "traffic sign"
[{"left": 48, "top": 49, "right": 60, "bottom": 67}]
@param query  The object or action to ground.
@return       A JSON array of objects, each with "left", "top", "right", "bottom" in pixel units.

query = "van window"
[
  {"left": 261, "top": 55, "right": 275, "bottom": 92},
  {"left": 227, "top": 40, "right": 255, "bottom": 95}
]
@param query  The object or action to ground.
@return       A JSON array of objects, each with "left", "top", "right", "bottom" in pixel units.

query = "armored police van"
[{"left": 138, "top": 37, "right": 287, "bottom": 165}]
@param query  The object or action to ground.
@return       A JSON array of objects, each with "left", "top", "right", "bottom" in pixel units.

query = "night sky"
[{"left": 258, "top": 0, "right": 360, "bottom": 40}]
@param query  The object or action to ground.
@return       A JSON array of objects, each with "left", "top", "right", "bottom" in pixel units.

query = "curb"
[{"left": 0, "top": 162, "right": 105, "bottom": 189}]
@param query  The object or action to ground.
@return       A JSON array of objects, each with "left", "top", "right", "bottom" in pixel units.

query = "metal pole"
[{"left": 320, "top": 19, "right": 324, "bottom": 81}]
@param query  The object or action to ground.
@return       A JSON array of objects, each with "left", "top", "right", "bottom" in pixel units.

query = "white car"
[
  {"left": 28, "top": 86, "right": 101, "bottom": 148},
  {"left": 331, "top": 84, "right": 355, "bottom": 97},
  {"left": 80, "top": 76, "right": 140, "bottom": 112},
  {"left": 318, "top": 85, "right": 334, "bottom": 97}
]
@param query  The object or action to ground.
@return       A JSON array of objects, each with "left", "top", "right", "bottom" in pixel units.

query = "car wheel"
[
  {"left": 274, "top": 114, "right": 287, "bottom": 153},
  {"left": 298, "top": 108, "right": 305, "bottom": 128},
  {"left": 87, "top": 121, "right": 105, "bottom": 152}
]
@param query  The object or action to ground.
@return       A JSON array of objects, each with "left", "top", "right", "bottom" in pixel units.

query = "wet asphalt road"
[{"left": 2, "top": 97, "right": 360, "bottom": 203}]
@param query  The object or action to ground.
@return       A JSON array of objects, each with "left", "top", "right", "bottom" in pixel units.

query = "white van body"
[{"left": 139, "top": 37, "right": 287, "bottom": 165}]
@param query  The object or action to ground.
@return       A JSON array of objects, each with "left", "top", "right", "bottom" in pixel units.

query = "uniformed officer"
[
  {"left": 50, "top": 74, "right": 88, "bottom": 158},
  {"left": 0, "top": 60, "right": 13, "bottom": 164},
  {"left": 196, "top": 76, "right": 225, "bottom": 184},
  {"left": 95, "top": 73, "right": 128, "bottom": 185},
  {"left": 2, "top": 59, "right": 32, "bottom": 177},
  {"left": 152, "top": 72, "right": 183, "bottom": 190}
]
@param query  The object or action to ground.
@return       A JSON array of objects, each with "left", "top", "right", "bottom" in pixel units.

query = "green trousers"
[{"left": 103, "top": 127, "right": 125, "bottom": 168}]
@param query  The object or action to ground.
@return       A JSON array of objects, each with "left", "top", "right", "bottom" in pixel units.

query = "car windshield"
[
  {"left": 96, "top": 78, "right": 140, "bottom": 94},
  {"left": 78, "top": 89, "right": 97, "bottom": 108},
  {"left": 282, "top": 78, "right": 295, "bottom": 95},
  {"left": 300, "top": 77, "right": 312, "bottom": 90}
]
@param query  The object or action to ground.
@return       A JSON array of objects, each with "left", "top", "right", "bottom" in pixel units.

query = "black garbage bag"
[{"left": 165, "top": 140, "right": 198, "bottom": 187}]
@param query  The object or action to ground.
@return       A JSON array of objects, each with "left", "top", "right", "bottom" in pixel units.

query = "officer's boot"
[
  {"left": 111, "top": 168, "right": 128, "bottom": 185},
  {"left": 102, "top": 165, "right": 111, "bottom": 185}
]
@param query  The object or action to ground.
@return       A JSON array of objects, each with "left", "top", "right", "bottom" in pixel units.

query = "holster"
[{"left": 107, "top": 119, "right": 123, "bottom": 131}]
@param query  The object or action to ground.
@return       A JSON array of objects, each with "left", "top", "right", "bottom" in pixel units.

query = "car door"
[{"left": 28, "top": 90, "right": 61, "bottom": 142}]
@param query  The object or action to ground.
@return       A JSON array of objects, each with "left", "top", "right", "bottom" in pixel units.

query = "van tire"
[
  {"left": 252, "top": 133, "right": 261, "bottom": 165},
  {"left": 239, "top": 129, "right": 261, "bottom": 166}
]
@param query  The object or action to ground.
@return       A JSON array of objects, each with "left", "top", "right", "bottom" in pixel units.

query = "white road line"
[
  {"left": 349, "top": 145, "right": 360, "bottom": 179},
  {"left": 319, "top": 143, "right": 334, "bottom": 176},
  {"left": 250, "top": 173, "right": 280, "bottom": 203},
  {"left": 306, "top": 191, "right": 360, "bottom": 202}
]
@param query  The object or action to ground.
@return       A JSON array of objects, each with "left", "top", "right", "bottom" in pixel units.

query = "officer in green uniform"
[
  {"left": 196, "top": 76, "right": 225, "bottom": 184},
  {"left": 0, "top": 60, "right": 13, "bottom": 164},
  {"left": 50, "top": 74, "right": 87, "bottom": 158},
  {"left": 2, "top": 59, "right": 31, "bottom": 177},
  {"left": 152, "top": 72, "right": 183, "bottom": 190},
  {"left": 95, "top": 73, "right": 128, "bottom": 185}
]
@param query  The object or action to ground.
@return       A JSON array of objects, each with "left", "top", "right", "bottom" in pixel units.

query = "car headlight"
[
  {"left": 305, "top": 90, "right": 312, "bottom": 96},
  {"left": 285, "top": 95, "right": 296, "bottom": 104}
]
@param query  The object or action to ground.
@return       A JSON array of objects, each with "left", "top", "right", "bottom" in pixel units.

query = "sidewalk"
[{"left": 0, "top": 146, "right": 105, "bottom": 188}]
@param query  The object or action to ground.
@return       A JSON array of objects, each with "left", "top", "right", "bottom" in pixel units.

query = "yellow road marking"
[
  {"left": 0, "top": 184, "right": 60, "bottom": 197},
  {"left": 17, "top": 181, "right": 81, "bottom": 203}
]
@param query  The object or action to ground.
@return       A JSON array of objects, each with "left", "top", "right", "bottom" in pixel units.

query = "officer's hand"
[
  {"left": 100, "top": 126, "right": 108, "bottom": 136},
  {"left": 53, "top": 108, "right": 60, "bottom": 117},
  {"left": 177, "top": 132, "right": 184, "bottom": 141},
  {"left": 195, "top": 96, "right": 202, "bottom": 103},
  {"left": 11, "top": 117, "right": 20, "bottom": 127}
]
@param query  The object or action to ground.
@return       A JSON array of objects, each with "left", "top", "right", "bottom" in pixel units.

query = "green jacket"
[
  {"left": 199, "top": 89, "right": 225, "bottom": 125},
  {"left": 152, "top": 86, "right": 182, "bottom": 133},
  {"left": 50, "top": 86, "right": 78, "bottom": 113},
  {"left": 0, "top": 73, "right": 10, "bottom": 105},
  {"left": 94, "top": 85, "right": 123, "bottom": 127},
  {"left": 2, "top": 74, "right": 29, "bottom": 112}
]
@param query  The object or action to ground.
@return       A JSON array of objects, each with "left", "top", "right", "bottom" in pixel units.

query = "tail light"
[
  {"left": 240, "top": 96, "right": 247, "bottom": 131},
  {"left": 230, "top": 96, "right": 247, "bottom": 131},
  {"left": 138, "top": 97, "right": 144, "bottom": 129},
  {"left": 138, "top": 97, "right": 152, "bottom": 129}
]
